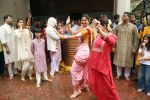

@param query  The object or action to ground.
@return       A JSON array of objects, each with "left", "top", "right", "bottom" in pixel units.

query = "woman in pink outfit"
[{"left": 60, "top": 14, "right": 92, "bottom": 99}]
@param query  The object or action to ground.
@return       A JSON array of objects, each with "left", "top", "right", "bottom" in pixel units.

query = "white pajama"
[
  {"left": 21, "top": 61, "right": 33, "bottom": 78},
  {"left": 55, "top": 60, "right": 60, "bottom": 72},
  {"left": 8, "top": 63, "right": 13, "bottom": 77},
  {"left": 7, "top": 63, "right": 17, "bottom": 77},
  {"left": 36, "top": 71, "right": 48, "bottom": 84},
  {"left": 117, "top": 66, "right": 131, "bottom": 78},
  {"left": 50, "top": 52, "right": 58, "bottom": 76}
]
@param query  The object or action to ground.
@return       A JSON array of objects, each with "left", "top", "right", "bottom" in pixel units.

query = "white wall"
[{"left": 0, "top": 0, "right": 30, "bottom": 25}]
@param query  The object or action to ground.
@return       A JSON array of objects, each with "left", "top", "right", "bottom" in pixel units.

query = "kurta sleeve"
[
  {"left": 0, "top": 27, "right": 7, "bottom": 44},
  {"left": 105, "top": 34, "right": 117, "bottom": 46},
  {"left": 132, "top": 26, "right": 139, "bottom": 53},
  {"left": 46, "top": 28, "right": 59, "bottom": 40}
]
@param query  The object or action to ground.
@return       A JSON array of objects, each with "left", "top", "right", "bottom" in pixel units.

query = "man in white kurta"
[
  {"left": 46, "top": 17, "right": 60, "bottom": 77},
  {"left": 0, "top": 15, "right": 17, "bottom": 80}
]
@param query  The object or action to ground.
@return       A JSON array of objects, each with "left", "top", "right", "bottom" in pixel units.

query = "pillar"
[{"left": 114, "top": 0, "right": 131, "bottom": 16}]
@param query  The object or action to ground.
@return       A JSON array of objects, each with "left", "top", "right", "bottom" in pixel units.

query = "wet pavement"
[{"left": 0, "top": 72, "right": 150, "bottom": 100}]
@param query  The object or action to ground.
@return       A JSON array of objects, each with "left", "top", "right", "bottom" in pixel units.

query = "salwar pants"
[{"left": 21, "top": 61, "right": 33, "bottom": 78}]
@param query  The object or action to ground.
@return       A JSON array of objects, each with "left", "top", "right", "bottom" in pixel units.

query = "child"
[
  {"left": 31, "top": 28, "right": 52, "bottom": 88},
  {"left": 137, "top": 34, "right": 150, "bottom": 96}
]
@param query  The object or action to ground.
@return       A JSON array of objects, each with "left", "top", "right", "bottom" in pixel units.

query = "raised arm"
[
  {"left": 61, "top": 28, "right": 88, "bottom": 39},
  {"left": 65, "top": 16, "right": 76, "bottom": 35},
  {"left": 97, "top": 26, "right": 116, "bottom": 45},
  {"left": 25, "top": 12, "right": 32, "bottom": 29}
]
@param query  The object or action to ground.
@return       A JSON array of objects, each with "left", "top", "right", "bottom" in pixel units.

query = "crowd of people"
[{"left": 0, "top": 11, "right": 150, "bottom": 99}]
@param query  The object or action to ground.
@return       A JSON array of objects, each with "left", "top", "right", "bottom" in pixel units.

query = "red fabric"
[
  {"left": 42, "top": 28, "right": 46, "bottom": 40},
  {"left": 42, "top": 28, "right": 50, "bottom": 60},
  {"left": 88, "top": 34, "right": 120, "bottom": 100}
]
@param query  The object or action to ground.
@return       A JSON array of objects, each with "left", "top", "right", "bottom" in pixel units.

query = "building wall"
[
  {"left": 0, "top": 0, "right": 30, "bottom": 25},
  {"left": 30, "top": 0, "right": 114, "bottom": 16},
  {"left": 0, "top": 0, "right": 132, "bottom": 25}
]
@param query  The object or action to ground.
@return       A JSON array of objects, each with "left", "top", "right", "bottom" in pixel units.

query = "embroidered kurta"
[
  {"left": 15, "top": 29, "right": 34, "bottom": 62},
  {"left": 113, "top": 23, "right": 139, "bottom": 67},
  {"left": 31, "top": 39, "right": 47, "bottom": 73},
  {"left": 88, "top": 34, "right": 120, "bottom": 100},
  {"left": 0, "top": 23, "right": 16, "bottom": 64}
]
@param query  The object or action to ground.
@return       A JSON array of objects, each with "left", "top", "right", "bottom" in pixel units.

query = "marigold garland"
[{"left": 59, "top": 61, "right": 72, "bottom": 74}]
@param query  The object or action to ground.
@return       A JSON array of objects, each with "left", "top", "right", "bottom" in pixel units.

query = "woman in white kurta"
[{"left": 15, "top": 18, "right": 34, "bottom": 81}]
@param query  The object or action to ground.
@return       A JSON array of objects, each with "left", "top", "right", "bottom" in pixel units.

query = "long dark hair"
[
  {"left": 81, "top": 14, "right": 91, "bottom": 21},
  {"left": 144, "top": 34, "right": 150, "bottom": 51},
  {"left": 16, "top": 18, "right": 23, "bottom": 29}
]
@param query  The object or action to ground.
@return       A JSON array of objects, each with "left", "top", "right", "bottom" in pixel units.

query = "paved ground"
[{"left": 0, "top": 72, "right": 150, "bottom": 100}]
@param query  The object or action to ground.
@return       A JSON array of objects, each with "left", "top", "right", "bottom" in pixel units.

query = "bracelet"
[{"left": 60, "top": 35, "right": 65, "bottom": 40}]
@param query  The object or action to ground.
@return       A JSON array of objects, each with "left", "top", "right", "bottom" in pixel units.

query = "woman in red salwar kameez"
[{"left": 88, "top": 19, "right": 120, "bottom": 100}]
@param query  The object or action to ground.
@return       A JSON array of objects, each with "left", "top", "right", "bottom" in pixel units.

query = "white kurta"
[
  {"left": 46, "top": 17, "right": 60, "bottom": 76},
  {"left": 46, "top": 27, "right": 59, "bottom": 52},
  {"left": 0, "top": 23, "right": 16, "bottom": 64},
  {"left": 15, "top": 29, "right": 34, "bottom": 62},
  {"left": 46, "top": 17, "right": 60, "bottom": 52}
]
